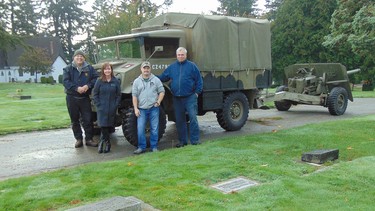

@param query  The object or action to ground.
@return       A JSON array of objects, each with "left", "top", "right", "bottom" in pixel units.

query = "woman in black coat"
[{"left": 93, "top": 63, "right": 121, "bottom": 153}]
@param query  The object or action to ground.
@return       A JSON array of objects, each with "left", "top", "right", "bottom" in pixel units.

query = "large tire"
[
  {"left": 122, "top": 107, "right": 167, "bottom": 147},
  {"left": 327, "top": 87, "right": 348, "bottom": 116},
  {"left": 216, "top": 92, "right": 249, "bottom": 131},
  {"left": 274, "top": 85, "right": 292, "bottom": 111}
]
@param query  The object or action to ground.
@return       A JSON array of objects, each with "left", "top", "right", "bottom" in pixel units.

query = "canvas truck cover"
[{"left": 140, "top": 13, "right": 272, "bottom": 71}]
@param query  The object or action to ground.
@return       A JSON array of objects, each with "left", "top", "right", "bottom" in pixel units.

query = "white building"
[{"left": 0, "top": 36, "right": 67, "bottom": 83}]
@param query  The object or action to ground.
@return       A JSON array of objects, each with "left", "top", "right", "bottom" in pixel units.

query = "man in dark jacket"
[
  {"left": 158, "top": 47, "right": 203, "bottom": 147},
  {"left": 63, "top": 50, "right": 99, "bottom": 148}
]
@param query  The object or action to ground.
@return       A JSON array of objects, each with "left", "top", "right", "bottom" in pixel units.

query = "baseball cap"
[{"left": 141, "top": 61, "right": 151, "bottom": 68}]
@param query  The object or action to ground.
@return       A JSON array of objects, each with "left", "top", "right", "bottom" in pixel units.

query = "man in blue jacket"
[
  {"left": 158, "top": 47, "right": 203, "bottom": 147},
  {"left": 63, "top": 50, "right": 99, "bottom": 148}
]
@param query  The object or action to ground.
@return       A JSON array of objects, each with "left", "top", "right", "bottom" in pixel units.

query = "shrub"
[
  {"left": 40, "top": 77, "right": 47, "bottom": 83},
  {"left": 58, "top": 75, "right": 63, "bottom": 84},
  {"left": 48, "top": 76, "right": 54, "bottom": 84}
]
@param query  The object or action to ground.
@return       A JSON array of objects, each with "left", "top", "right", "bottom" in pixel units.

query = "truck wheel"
[
  {"left": 122, "top": 107, "right": 167, "bottom": 147},
  {"left": 327, "top": 87, "right": 348, "bottom": 116},
  {"left": 274, "top": 85, "right": 292, "bottom": 111},
  {"left": 216, "top": 92, "right": 249, "bottom": 131}
]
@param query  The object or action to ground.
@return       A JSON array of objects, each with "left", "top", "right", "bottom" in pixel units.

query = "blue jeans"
[
  {"left": 173, "top": 94, "right": 200, "bottom": 144},
  {"left": 137, "top": 106, "right": 159, "bottom": 150}
]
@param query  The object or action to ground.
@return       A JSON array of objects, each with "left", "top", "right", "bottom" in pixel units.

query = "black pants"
[{"left": 66, "top": 95, "right": 93, "bottom": 141}]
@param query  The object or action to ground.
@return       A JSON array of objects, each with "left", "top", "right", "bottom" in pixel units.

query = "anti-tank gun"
[{"left": 261, "top": 63, "right": 360, "bottom": 115}]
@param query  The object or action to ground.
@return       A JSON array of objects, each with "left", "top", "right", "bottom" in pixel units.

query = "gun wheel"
[
  {"left": 216, "top": 92, "right": 249, "bottom": 131},
  {"left": 274, "top": 85, "right": 292, "bottom": 111},
  {"left": 327, "top": 87, "right": 348, "bottom": 115},
  {"left": 122, "top": 107, "right": 166, "bottom": 147}
]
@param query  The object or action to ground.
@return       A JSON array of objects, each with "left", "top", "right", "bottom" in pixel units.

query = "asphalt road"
[{"left": 1, "top": 98, "right": 374, "bottom": 181}]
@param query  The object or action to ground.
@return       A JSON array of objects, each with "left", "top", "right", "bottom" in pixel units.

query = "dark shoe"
[
  {"left": 133, "top": 148, "right": 146, "bottom": 154},
  {"left": 75, "top": 139, "right": 83, "bottom": 148},
  {"left": 151, "top": 148, "right": 159, "bottom": 152},
  {"left": 176, "top": 143, "right": 187, "bottom": 148},
  {"left": 86, "top": 140, "right": 98, "bottom": 147},
  {"left": 191, "top": 142, "right": 201, "bottom": 145},
  {"left": 98, "top": 140, "right": 104, "bottom": 153},
  {"left": 104, "top": 141, "right": 111, "bottom": 153}
]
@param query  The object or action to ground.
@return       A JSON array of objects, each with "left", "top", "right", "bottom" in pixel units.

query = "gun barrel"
[{"left": 347, "top": 68, "right": 361, "bottom": 75}]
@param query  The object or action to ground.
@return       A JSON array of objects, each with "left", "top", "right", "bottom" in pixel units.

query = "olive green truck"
[{"left": 92, "top": 13, "right": 272, "bottom": 146}]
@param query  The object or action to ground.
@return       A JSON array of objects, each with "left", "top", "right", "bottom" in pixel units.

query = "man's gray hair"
[{"left": 176, "top": 47, "right": 187, "bottom": 54}]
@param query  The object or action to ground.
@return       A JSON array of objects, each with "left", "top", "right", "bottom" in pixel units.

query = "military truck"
[
  {"left": 261, "top": 63, "right": 360, "bottom": 115},
  {"left": 92, "top": 13, "right": 272, "bottom": 146}
]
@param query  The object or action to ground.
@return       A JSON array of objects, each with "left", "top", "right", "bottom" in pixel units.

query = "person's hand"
[
  {"left": 77, "top": 85, "right": 89, "bottom": 94},
  {"left": 82, "top": 85, "right": 89, "bottom": 92},
  {"left": 77, "top": 86, "right": 85, "bottom": 94},
  {"left": 154, "top": 102, "right": 160, "bottom": 107},
  {"left": 134, "top": 108, "right": 140, "bottom": 117}
]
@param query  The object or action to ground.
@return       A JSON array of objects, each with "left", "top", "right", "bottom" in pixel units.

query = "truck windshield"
[
  {"left": 118, "top": 39, "right": 141, "bottom": 59},
  {"left": 97, "top": 41, "right": 116, "bottom": 61},
  {"left": 96, "top": 39, "right": 141, "bottom": 61}
]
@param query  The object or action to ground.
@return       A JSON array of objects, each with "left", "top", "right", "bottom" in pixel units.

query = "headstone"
[
  {"left": 301, "top": 149, "right": 339, "bottom": 164},
  {"left": 20, "top": 95, "right": 31, "bottom": 100}
]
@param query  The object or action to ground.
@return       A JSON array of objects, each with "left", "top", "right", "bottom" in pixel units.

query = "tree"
[
  {"left": 271, "top": 0, "right": 337, "bottom": 84},
  {"left": 42, "top": 0, "right": 92, "bottom": 61},
  {"left": 9, "top": 0, "right": 40, "bottom": 36},
  {"left": 93, "top": 0, "right": 172, "bottom": 38},
  {"left": 0, "top": 0, "right": 26, "bottom": 68},
  {"left": 323, "top": 0, "right": 375, "bottom": 86},
  {"left": 214, "top": 0, "right": 258, "bottom": 17},
  {"left": 18, "top": 47, "right": 53, "bottom": 83},
  {"left": 264, "top": 0, "right": 283, "bottom": 20}
]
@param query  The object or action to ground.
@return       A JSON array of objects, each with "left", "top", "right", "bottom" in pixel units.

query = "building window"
[
  {"left": 31, "top": 72, "right": 35, "bottom": 76},
  {"left": 1, "top": 71, "right": 3, "bottom": 76},
  {"left": 8, "top": 71, "right": 11, "bottom": 76},
  {"left": 19, "top": 70, "right": 23, "bottom": 77}
]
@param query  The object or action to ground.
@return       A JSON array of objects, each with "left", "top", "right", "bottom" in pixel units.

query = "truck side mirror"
[
  {"left": 155, "top": 46, "right": 163, "bottom": 51},
  {"left": 147, "top": 46, "right": 164, "bottom": 61}
]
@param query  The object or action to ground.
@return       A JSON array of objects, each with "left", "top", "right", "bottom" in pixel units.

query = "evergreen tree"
[
  {"left": 43, "top": 0, "right": 92, "bottom": 60},
  {"left": 0, "top": 0, "right": 24, "bottom": 68},
  {"left": 271, "top": 0, "right": 337, "bottom": 84},
  {"left": 323, "top": 0, "right": 375, "bottom": 85},
  {"left": 264, "top": 0, "right": 283, "bottom": 20},
  {"left": 9, "top": 0, "right": 40, "bottom": 36}
]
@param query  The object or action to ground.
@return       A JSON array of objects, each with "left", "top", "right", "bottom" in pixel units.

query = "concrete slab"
[
  {"left": 65, "top": 196, "right": 162, "bottom": 211},
  {"left": 211, "top": 176, "right": 258, "bottom": 194}
]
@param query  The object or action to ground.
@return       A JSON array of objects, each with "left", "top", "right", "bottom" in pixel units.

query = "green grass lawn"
[
  {"left": 0, "top": 83, "right": 70, "bottom": 135},
  {"left": 0, "top": 115, "right": 374, "bottom": 210}
]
